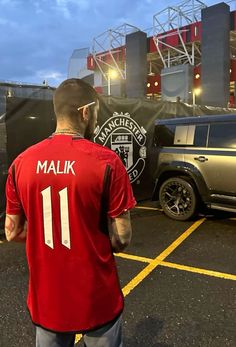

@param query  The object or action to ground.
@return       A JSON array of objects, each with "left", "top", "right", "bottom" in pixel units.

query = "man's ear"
[{"left": 82, "top": 106, "right": 89, "bottom": 121}]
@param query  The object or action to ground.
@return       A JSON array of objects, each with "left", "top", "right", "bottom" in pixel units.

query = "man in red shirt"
[{"left": 5, "top": 78, "right": 136, "bottom": 347}]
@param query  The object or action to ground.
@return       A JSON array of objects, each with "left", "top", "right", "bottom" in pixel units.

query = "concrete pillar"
[
  {"left": 126, "top": 31, "right": 147, "bottom": 98},
  {"left": 201, "top": 3, "right": 230, "bottom": 107}
]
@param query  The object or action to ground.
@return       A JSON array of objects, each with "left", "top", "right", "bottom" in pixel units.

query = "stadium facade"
[{"left": 69, "top": 1, "right": 236, "bottom": 108}]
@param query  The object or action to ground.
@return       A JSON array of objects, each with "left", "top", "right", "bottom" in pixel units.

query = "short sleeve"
[
  {"left": 107, "top": 156, "right": 136, "bottom": 218},
  {"left": 5, "top": 164, "right": 23, "bottom": 215}
]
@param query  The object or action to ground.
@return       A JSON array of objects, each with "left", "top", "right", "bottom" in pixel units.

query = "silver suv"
[{"left": 152, "top": 114, "right": 236, "bottom": 221}]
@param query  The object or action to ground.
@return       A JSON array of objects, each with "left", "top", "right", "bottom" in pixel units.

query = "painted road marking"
[
  {"left": 75, "top": 334, "right": 82, "bottom": 343},
  {"left": 75, "top": 219, "right": 205, "bottom": 343},
  {"left": 75, "top": 256, "right": 153, "bottom": 343},
  {"left": 116, "top": 252, "right": 152, "bottom": 263},
  {"left": 135, "top": 206, "right": 163, "bottom": 212},
  {"left": 121, "top": 218, "right": 205, "bottom": 297},
  {"left": 160, "top": 261, "right": 236, "bottom": 281},
  {"left": 116, "top": 253, "right": 236, "bottom": 281}
]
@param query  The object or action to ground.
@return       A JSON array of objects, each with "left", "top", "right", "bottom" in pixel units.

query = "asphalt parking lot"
[{"left": 1, "top": 202, "right": 236, "bottom": 347}]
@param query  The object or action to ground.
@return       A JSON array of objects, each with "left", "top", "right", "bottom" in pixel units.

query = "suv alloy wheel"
[{"left": 159, "top": 177, "right": 198, "bottom": 221}]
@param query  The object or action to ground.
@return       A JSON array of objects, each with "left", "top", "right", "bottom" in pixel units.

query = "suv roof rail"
[{"left": 155, "top": 114, "right": 236, "bottom": 125}]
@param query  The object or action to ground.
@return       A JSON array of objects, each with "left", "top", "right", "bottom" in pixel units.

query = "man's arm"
[
  {"left": 5, "top": 214, "right": 27, "bottom": 242},
  {"left": 108, "top": 211, "right": 132, "bottom": 253}
]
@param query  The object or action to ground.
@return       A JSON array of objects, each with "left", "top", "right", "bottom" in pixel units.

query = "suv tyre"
[{"left": 159, "top": 177, "right": 197, "bottom": 221}]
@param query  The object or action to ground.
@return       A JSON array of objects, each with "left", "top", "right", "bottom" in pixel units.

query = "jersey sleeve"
[
  {"left": 107, "top": 155, "right": 136, "bottom": 218},
  {"left": 5, "top": 163, "right": 23, "bottom": 215}
]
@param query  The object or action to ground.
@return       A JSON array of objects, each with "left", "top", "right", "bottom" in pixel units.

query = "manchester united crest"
[{"left": 94, "top": 112, "right": 147, "bottom": 183}]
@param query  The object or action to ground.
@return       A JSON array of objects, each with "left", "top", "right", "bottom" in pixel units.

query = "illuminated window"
[
  {"left": 154, "top": 82, "right": 159, "bottom": 86},
  {"left": 147, "top": 83, "right": 151, "bottom": 88}
]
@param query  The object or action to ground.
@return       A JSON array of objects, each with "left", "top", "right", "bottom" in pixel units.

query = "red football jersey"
[{"left": 6, "top": 135, "right": 136, "bottom": 332}]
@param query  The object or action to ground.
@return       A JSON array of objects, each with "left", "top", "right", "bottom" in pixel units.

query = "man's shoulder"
[
  {"left": 82, "top": 140, "right": 119, "bottom": 162},
  {"left": 12, "top": 139, "right": 50, "bottom": 165}
]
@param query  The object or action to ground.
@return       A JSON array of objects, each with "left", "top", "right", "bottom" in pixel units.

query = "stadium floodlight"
[{"left": 107, "top": 69, "right": 119, "bottom": 95}]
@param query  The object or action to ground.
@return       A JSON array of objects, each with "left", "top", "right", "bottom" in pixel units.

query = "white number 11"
[{"left": 41, "top": 186, "right": 71, "bottom": 249}]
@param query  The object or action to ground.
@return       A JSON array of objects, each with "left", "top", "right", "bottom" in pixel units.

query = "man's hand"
[
  {"left": 108, "top": 211, "right": 132, "bottom": 253},
  {"left": 5, "top": 214, "right": 27, "bottom": 242}
]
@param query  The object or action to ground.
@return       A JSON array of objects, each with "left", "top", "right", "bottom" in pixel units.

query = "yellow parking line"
[
  {"left": 75, "top": 219, "right": 205, "bottom": 344},
  {"left": 121, "top": 218, "right": 205, "bottom": 297},
  {"left": 156, "top": 218, "right": 205, "bottom": 261},
  {"left": 135, "top": 206, "right": 163, "bottom": 212},
  {"left": 161, "top": 261, "right": 236, "bottom": 281},
  {"left": 115, "top": 253, "right": 152, "bottom": 263},
  {"left": 75, "top": 255, "right": 153, "bottom": 343},
  {"left": 75, "top": 334, "right": 82, "bottom": 343},
  {"left": 75, "top": 255, "right": 153, "bottom": 342},
  {"left": 76, "top": 219, "right": 204, "bottom": 343},
  {"left": 116, "top": 252, "right": 236, "bottom": 281}
]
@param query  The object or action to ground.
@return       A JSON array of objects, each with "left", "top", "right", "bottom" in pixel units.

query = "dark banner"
[
  {"left": 1, "top": 93, "right": 236, "bottom": 224},
  {"left": 95, "top": 96, "right": 236, "bottom": 200},
  {"left": 5, "top": 97, "right": 55, "bottom": 164},
  {"left": 0, "top": 96, "right": 55, "bottom": 224}
]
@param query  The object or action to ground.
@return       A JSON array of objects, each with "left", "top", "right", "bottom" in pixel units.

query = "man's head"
[{"left": 53, "top": 78, "right": 99, "bottom": 140}]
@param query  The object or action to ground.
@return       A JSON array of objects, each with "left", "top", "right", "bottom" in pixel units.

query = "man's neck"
[{"left": 54, "top": 126, "right": 84, "bottom": 136}]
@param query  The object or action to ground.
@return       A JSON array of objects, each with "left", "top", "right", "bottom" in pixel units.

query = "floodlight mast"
[
  {"left": 152, "top": 0, "right": 207, "bottom": 69},
  {"left": 92, "top": 23, "right": 140, "bottom": 81}
]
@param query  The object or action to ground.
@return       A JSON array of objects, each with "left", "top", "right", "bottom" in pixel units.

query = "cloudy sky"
[{"left": 0, "top": 0, "right": 234, "bottom": 86}]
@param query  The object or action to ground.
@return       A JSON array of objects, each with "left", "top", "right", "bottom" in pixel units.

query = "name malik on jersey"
[{"left": 36, "top": 160, "right": 76, "bottom": 175}]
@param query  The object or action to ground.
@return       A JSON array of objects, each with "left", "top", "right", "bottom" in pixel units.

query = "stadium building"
[{"left": 69, "top": 0, "right": 236, "bottom": 108}]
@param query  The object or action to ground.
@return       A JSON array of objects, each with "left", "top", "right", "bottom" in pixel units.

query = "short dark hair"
[{"left": 53, "top": 78, "right": 99, "bottom": 119}]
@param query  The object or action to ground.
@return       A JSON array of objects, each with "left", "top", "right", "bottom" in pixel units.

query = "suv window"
[
  {"left": 174, "top": 124, "right": 208, "bottom": 147},
  {"left": 154, "top": 123, "right": 208, "bottom": 147},
  {"left": 154, "top": 124, "right": 175, "bottom": 147},
  {"left": 194, "top": 125, "right": 208, "bottom": 147},
  {"left": 208, "top": 122, "right": 236, "bottom": 148}
]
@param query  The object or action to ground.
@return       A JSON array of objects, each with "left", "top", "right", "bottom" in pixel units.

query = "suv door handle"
[{"left": 194, "top": 156, "right": 208, "bottom": 162}]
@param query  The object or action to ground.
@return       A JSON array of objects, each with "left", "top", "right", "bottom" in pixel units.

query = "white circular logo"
[{"left": 94, "top": 112, "right": 147, "bottom": 183}]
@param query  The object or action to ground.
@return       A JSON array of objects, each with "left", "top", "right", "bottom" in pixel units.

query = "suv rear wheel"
[{"left": 159, "top": 177, "right": 198, "bottom": 221}]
